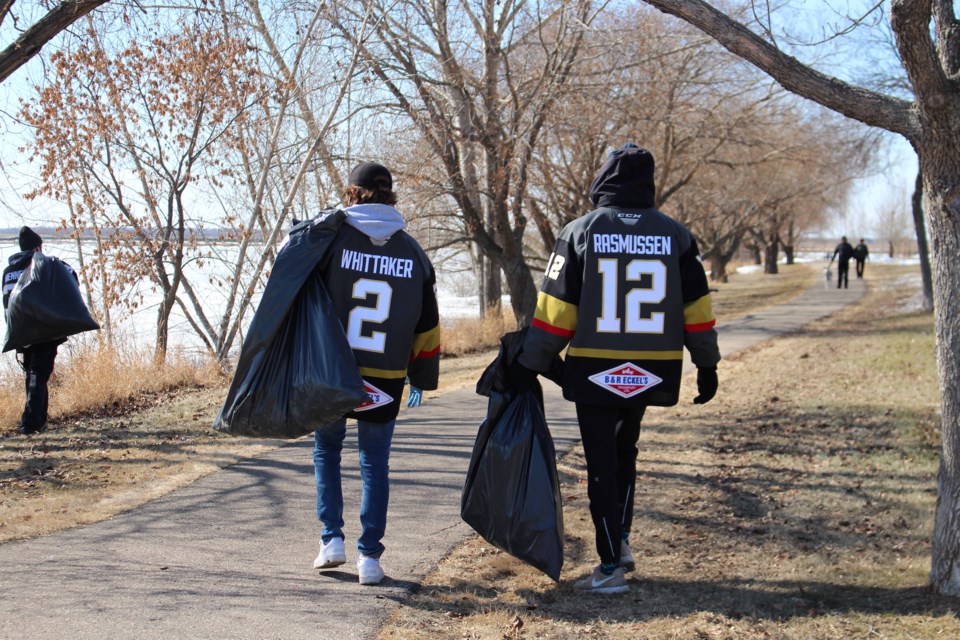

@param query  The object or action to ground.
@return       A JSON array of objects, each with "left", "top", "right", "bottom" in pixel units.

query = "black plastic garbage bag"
[
  {"left": 3, "top": 253, "right": 99, "bottom": 352},
  {"left": 213, "top": 211, "right": 368, "bottom": 439},
  {"left": 462, "top": 330, "right": 566, "bottom": 581},
  {"left": 461, "top": 388, "right": 564, "bottom": 581}
]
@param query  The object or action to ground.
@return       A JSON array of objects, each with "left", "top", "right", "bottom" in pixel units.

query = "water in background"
[{"left": 0, "top": 239, "right": 501, "bottom": 367}]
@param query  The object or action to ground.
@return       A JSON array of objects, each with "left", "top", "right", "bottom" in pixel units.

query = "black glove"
[
  {"left": 507, "top": 359, "right": 539, "bottom": 391},
  {"left": 693, "top": 367, "right": 718, "bottom": 404}
]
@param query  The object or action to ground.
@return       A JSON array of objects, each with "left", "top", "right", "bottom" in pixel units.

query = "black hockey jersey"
[
  {"left": 318, "top": 204, "right": 440, "bottom": 423},
  {"left": 519, "top": 207, "right": 719, "bottom": 407}
]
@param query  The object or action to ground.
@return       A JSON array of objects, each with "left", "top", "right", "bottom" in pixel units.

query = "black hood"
[
  {"left": 7, "top": 250, "right": 34, "bottom": 268},
  {"left": 589, "top": 144, "right": 656, "bottom": 209}
]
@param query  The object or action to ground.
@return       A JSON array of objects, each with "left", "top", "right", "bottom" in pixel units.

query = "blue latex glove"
[{"left": 407, "top": 386, "right": 423, "bottom": 408}]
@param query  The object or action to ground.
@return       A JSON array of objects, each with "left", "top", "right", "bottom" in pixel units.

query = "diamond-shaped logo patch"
[
  {"left": 354, "top": 380, "right": 394, "bottom": 412},
  {"left": 588, "top": 363, "right": 662, "bottom": 398}
]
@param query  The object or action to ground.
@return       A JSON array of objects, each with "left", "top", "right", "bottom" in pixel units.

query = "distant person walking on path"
[
  {"left": 509, "top": 143, "right": 721, "bottom": 594},
  {"left": 854, "top": 238, "right": 869, "bottom": 279},
  {"left": 2, "top": 227, "right": 76, "bottom": 435},
  {"left": 830, "top": 236, "right": 855, "bottom": 289},
  {"left": 308, "top": 162, "right": 440, "bottom": 585}
]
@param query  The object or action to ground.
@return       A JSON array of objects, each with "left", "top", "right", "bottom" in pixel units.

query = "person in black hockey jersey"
[
  {"left": 309, "top": 162, "right": 440, "bottom": 585},
  {"left": 509, "top": 144, "right": 721, "bottom": 593},
  {"left": 2, "top": 226, "right": 77, "bottom": 436}
]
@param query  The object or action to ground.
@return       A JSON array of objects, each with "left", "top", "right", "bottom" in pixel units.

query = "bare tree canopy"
[{"left": 0, "top": 0, "right": 109, "bottom": 84}]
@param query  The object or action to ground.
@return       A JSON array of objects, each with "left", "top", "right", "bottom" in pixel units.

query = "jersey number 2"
[{"left": 347, "top": 278, "right": 392, "bottom": 352}]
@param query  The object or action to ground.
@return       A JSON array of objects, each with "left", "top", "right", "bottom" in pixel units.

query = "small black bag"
[
  {"left": 462, "top": 330, "right": 565, "bottom": 581},
  {"left": 213, "top": 211, "right": 367, "bottom": 439},
  {"left": 3, "top": 253, "right": 99, "bottom": 352}
]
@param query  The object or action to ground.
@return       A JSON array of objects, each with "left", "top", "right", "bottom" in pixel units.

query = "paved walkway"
[{"left": 0, "top": 272, "right": 865, "bottom": 639}]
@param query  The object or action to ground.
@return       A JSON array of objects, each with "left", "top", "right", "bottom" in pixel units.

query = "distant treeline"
[{"left": 0, "top": 227, "right": 253, "bottom": 244}]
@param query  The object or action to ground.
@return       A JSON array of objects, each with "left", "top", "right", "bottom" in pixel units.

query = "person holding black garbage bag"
[
  {"left": 2, "top": 227, "right": 77, "bottom": 435},
  {"left": 508, "top": 144, "right": 721, "bottom": 594},
  {"left": 307, "top": 162, "right": 440, "bottom": 585}
]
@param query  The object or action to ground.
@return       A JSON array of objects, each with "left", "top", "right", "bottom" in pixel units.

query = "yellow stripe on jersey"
[
  {"left": 533, "top": 291, "right": 578, "bottom": 334},
  {"left": 359, "top": 366, "right": 408, "bottom": 379},
  {"left": 410, "top": 325, "right": 441, "bottom": 359},
  {"left": 567, "top": 347, "right": 684, "bottom": 360},
  {"left": 683, "top": 294, "right": 716, "bottom": 329}
]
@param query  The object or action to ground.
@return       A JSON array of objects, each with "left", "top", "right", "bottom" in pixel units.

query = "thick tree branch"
[
  {"left": 933, "top": 0, "right": 960, "bottom": 76},
  {"left": 0, "top": 0, "right": 109, "bottom": 83},
  {"left": 642, "top": 0, "right": 918, "bottom": 139},
  {"left": 893, "top": 0, "right": 956, "bottom": 125}
]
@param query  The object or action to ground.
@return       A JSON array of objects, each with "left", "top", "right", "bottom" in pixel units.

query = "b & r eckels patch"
[
  {"left": 588, "top": 363, "right": 662, "bottom": 398},
  {"left": 354, "top": 380, "right": 394, "bottom": 412}
]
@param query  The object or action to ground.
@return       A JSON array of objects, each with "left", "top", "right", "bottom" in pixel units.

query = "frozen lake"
[{"left": 0, "top": 238, "right": 500, "bottom": 364}]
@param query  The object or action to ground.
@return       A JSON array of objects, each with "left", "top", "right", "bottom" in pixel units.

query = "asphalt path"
[{"left": 0, "top": 272, "right": 865, "bottom": 639}]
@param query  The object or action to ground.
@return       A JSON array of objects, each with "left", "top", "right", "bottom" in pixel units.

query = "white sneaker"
[
  {"left": 357, "top": 554, "right": 385, "bottom": 585},
  {"left": 573, "top": 565, "right": 628, "bottom": 594},
  {"left": 620, "top": 540, "right": 636, "bottom": 573},
  {"left": 313, "top": 538, "right": 346, "bottom": 569}
]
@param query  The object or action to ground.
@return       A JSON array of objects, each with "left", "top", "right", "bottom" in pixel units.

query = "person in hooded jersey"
[
  {"left": 308, "top": 162, "right": 440, "bottom": 585},
  {"left": 509, "top": 144, "right": 721, "bottom": 593},
  {"left": 2, "top": 226, "right": 77, "bottom": 436}
]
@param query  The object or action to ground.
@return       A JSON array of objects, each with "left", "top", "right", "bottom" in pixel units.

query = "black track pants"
[
  {"left": 20, "top": 341, "right": 58, "bottom": 433},
  {"left": 575, "top": 403, "right": 645, "bottom": 565}
]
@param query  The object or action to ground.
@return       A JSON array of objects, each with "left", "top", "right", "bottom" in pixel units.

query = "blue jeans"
[{"left": 313, "top": 417, "right": 396, "bottom": 558}]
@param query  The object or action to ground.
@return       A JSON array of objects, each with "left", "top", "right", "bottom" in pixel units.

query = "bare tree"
[
  {"left": 324, "top": 0, "right": 595, "bottom": 324},
  {"left": 872, "top": 181, "right": 913, "bottom": 257},
  {"left": 527, "top": 6, "right": 872, "bottom": 282},
  {"left": 641, "top": 0, "right": 960, "bottom": 596},
  {"left": 21, "top": 19, "right": 265, "bottom": 360},
  {"left": 20, "top": 1, "right": 368, "bottom": 363}
]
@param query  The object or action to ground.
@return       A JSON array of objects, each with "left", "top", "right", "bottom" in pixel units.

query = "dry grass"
[
  {"left": 443, "top": 308, "right": 518, "bottom": 358},
  {"left": 0, "top": 338, "right": 223, "bottom": 428},
  {"left": 710, "top": 261, "right": 817, "bottom": 322},
  {"left": 379, "top": 262, "right": 957, "bottom": 640}
]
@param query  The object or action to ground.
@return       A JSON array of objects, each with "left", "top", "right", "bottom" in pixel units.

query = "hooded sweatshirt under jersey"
[
  {"left": 318, "top": 203, "right": 440, "bottom": 423},
  {"left": 519, "top": 145, "right": 720, "bottom": 407}
]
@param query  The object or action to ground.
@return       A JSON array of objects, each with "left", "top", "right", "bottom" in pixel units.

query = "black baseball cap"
[{"left": 348, "top": 162, "right": 393, "bottom": 190}]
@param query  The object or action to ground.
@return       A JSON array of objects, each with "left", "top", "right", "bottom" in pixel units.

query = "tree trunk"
[
  {"left": 503, "top": 255, "right": 538, "bottom": 326},
  {"left": 912, "top": 169, "right": 935, "bottom": 311},
  {"left": 783, "top": 244, "right": 795, "bottom": 264},
  {"left": 484, "top": 256, "right": 502, "bottom": 316},
  {"left": 155, "top": 298, "right": 172, "bottom": 363},
  {"left": 763, "top": 239, "right": 779, "bottom": 274},
  {"left": 927, "top": 161, "right": 960, "bottom": 594},
  {"left": 709, "top": 255, "right": 729, "bottom": 283}
]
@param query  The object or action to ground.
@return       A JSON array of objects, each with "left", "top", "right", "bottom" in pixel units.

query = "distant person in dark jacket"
[
  {"left": 854, "top": 239, "right": 869, "bottom": 279},
  {"left": 2, "top": 226, "right": 75, "bottom": 435},
  {"left": 830, "top": 236, "right": 855, "bottom": 289}
]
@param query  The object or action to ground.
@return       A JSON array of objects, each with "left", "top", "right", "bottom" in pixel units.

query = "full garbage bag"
[
  {"left": 214, "top": 211, "right": 367, "bottom": 439},
  {"left": 461, "top": 329, "right": 565, "bottom": 581},
  {"left": 3, "top": 253, "right": 99, "bottom": 352}
]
